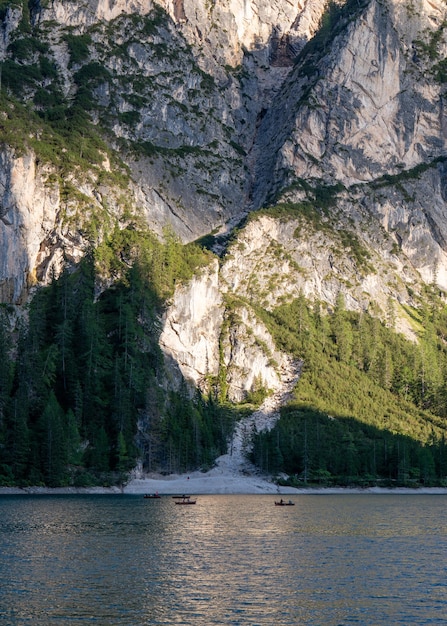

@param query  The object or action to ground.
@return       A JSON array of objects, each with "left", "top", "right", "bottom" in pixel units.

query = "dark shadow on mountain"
[{"left": 251, "top": 404, "right": 447, "bottom": 488}]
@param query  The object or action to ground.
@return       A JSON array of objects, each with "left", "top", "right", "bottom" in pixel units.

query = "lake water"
[{"left": 0, "top": 494, "right": 446, "bottom": 625}]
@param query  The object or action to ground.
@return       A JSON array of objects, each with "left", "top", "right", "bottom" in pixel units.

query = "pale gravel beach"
[
  {"left": 1, "top": 465, "right": 447, "bottom": 497},
  {"left": 121, "top": 472, "right": 447, "bottom": 496}
]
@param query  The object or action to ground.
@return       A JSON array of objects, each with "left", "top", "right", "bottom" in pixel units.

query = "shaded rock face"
[
  {"left": 252, "top": 0, "right": 447, "bottom": 203},
  {"left": 248, "top": 0, "right": 447, "bottom": 296},
  {"left": 0, "top": 145, "right": 130, "bottom": 302}
]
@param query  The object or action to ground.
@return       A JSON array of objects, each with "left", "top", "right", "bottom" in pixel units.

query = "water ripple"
[{"left": 1, "top": 494, "right": 446, "bottom": 624}]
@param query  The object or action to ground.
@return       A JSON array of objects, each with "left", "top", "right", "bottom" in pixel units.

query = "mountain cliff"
[
  {"left": 1, "top": 0, "right": 446, "bottom": 298},
  {"left": 1, "top": 0, "right": 447, "bottom": 484}
]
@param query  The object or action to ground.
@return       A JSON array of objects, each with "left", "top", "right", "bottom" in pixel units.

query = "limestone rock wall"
[
  {"left": 252, "top": 0, "right": 447, "bottom": 203},
  {"left": 0, "top": 149, "right": 60, "bottom": 302},
  {"left": 37, "top": 0, "right": 325, "bottom": 67},
  {"left": 159, "top": 260, "right": 223, "bottom": 391},
  {"left": 159, "top": 258, "right": 289, "bottom": 401},
  {"left": 2, "top": 0, "right": 447, "bottom": 394},
  {"left": 0, "top": 0, "right": 332, "bottom": 300}
]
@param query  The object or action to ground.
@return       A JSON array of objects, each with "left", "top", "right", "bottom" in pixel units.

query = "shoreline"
[
  {"left": 2, "top": 487, "right": 447, "bottom": 496},
  {"left": 1, "top": 470, "right": 447, "bottom": 497}
]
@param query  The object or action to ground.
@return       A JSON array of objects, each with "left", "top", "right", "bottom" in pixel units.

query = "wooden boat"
[
  {"left": 175, "top": 497, "right": 197, "bottom": 505},
  {"left": 275, "top": 500, "right": 295, "bottom": 506},
  {"left": 143, "top": 493, "right": 161, "bottom": 499}
]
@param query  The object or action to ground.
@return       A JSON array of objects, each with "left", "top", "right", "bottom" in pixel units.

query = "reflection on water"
[{"left": 1, "top": 494, "right": 446, "bottom": 624}]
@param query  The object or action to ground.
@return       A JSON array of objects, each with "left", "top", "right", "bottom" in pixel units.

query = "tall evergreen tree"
[
  {"left": 332, "top": 293, "right": 353, "bottom": 363},
  {"left": 0, "top": 310, "right": 13, "bottom": 427},
  {"left": 37, "top": 391, "right": 67, "bottom": 486},
  {"left": 3, "top": 392, "right": 30, "bottom": 481}
]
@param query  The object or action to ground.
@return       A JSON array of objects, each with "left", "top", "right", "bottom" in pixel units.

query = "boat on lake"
[
  {"left": 175, "top": 497, "right": 197, "bottom": 505},
  {"left": 275, "top": 499, "right": 295, "bottom": 506},
  {"left": 143, "top": 493, "right": 161, "bottom": 499}
]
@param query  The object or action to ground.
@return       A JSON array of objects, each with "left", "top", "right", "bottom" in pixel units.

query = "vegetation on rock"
[
  {"left": 1, "top": 0, "right": 447, "bottom": 490},
  {"left": 252, "top": 293, "right": 447, "bottom": 486},
  {"left": 0, "top": 231, "right": 234, "bottom": 487}
]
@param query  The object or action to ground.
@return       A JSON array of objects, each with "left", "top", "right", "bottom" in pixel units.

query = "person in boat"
[{"left": 280, "top": 499, "right": 284, "bottom": 504}]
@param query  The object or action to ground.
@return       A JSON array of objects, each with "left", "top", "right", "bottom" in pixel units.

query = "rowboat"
[
  {"left": 143, "top": 494, "right": 161, "bottom": 499},
  {"left": 175, "top": 498, "right": 197, "bottom": 505},
  {"left": 275, "top": 500, "right": 295, "bottom": 506}
]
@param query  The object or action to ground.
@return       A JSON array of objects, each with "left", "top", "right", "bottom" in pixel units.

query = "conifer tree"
[
  {"left": 3, "top": 393, "right": 30, "bottom": 481},
  {"left": 116, "top": 431, "right": 130, "bottom": 473},
  {"left": 87, "top": 426, "right": 110, "bottom": 472},
  {"left": 332, "top": 293, "right": 353, "bottom": 363},
  {"left": 37, "top": 391, "right": 68, "bottom": 486},
  {"left": 0, "top": 310, "right": 13, "bottom": 426},
  {"left": 65, "top": 409, "right": 83, "bottom": 466}
]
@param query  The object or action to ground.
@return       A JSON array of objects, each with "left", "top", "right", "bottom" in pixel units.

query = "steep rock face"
[
  {"left": 34, "top": 0, "right": 329, "bottom": 231},
  {"left": 38, "top": 0, "right": 325, "bottom": 68},
  {"left": 159, "top": 192, "right": 424, "bottom": 390},
  {"left": 0, "top": 0, "right": 331, "bottom": 299},
  {"left": 0, "top": 144, "right": 138, "bottom": 302},
  {"left": 159, "top": 259, "right": 290, "bottom": 401},
  {"left": 359, "top": 163, "right": 447, "bottom": 289},
  {"left": 249, "top": 0, "right": 447, "bottom": 295},
  {"left": 1, "top": 0, "right": 447, "bottom": 369},
  {"left": 159, "top": 260, "right": 223, "bottom": 391},
  {"left": 220, "top": 305, "right": 287, "bottom": 402},
  {"left": 42, "top": 3, "right": 248, "bottom": 239},
  {"left": 0, "top": 149, "right": 60, "bottom": 302},
  {"left": 219, "top": 207, "right": 418, "bottom": 335},
  {"left": 37, "top": 0, "right": 150, "bottom": 25},
  {"left": 0, "top": 4, "right": 20, "bottom": 57},
  {"left": 252, "top": 0, "right": 447, "bottom": 203}
]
